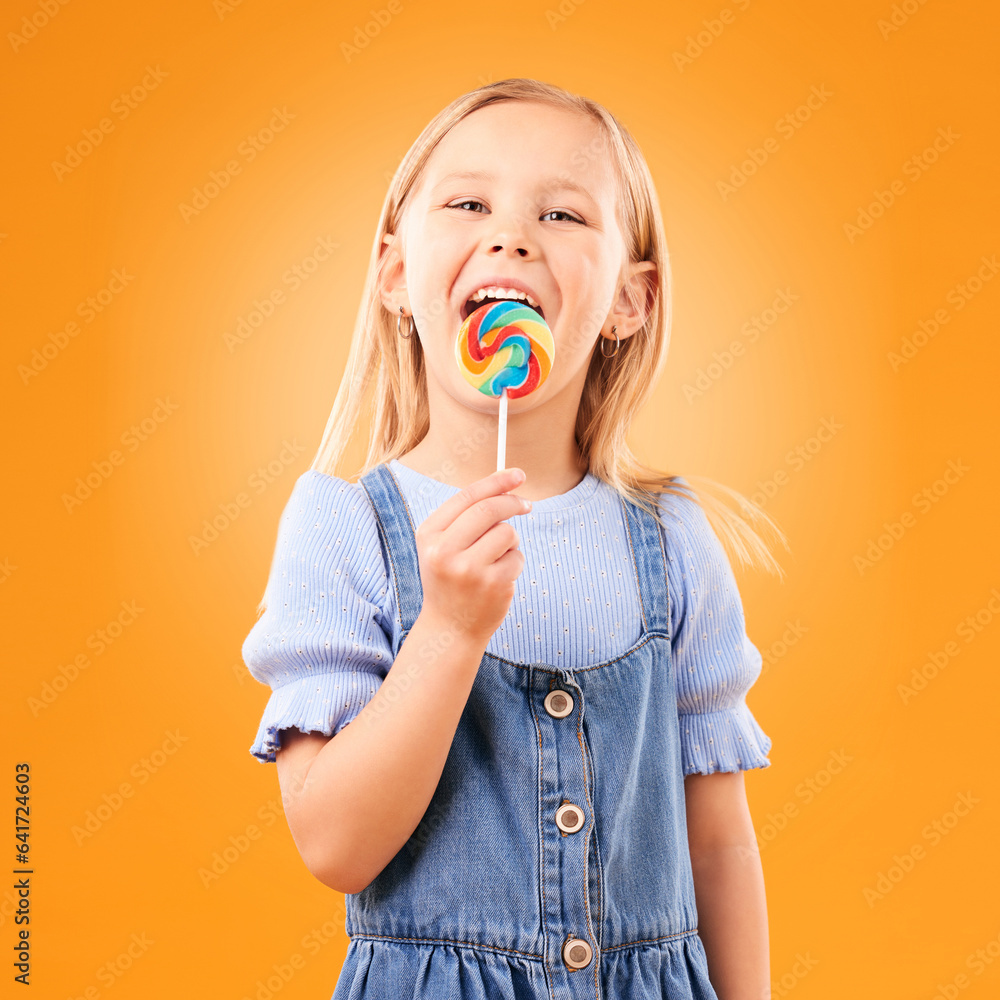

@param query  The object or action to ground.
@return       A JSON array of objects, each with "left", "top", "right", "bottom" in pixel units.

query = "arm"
[
  {"left": 275, "top": 610, "right": 485, "bottom": 895},
  {"left": 266, "top": 466, "right": 530, "bottom": 896},
  {"left": 685, "top": 771, "right": 770, "bottom": 1000}
]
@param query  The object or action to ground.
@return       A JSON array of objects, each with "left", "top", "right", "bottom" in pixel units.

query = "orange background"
[{"left": 4, "top": 1, "right": 998, "bottom": 997}]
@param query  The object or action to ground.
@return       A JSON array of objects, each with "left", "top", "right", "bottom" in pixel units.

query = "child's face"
[{"left": 386, "top": 100, "right": 639, "bottom": 413}]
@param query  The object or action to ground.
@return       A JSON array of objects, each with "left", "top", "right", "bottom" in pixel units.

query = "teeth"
[{"left": 470, "top": 285, "right": 540, "bottom": 309}]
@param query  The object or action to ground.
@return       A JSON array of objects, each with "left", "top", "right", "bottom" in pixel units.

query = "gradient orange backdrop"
[{"left": 4, "top": 1, "right": 998, "bottom": 997}]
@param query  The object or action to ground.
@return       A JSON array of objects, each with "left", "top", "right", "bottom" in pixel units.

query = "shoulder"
[
  {"left": 279, "top": 468, "right": 367, "bottom": 520},
  {"left": 650, "top": 476, "right": 743, "bottom": 621},
  {"left": 276, "top": 469, "right": 375, "bottom": 538},
  {"left": 270, "top": 470, "right": 386, "bottom": 599},
  {"left": 652, "top": 476, "right": 718, "bottom": 556}
]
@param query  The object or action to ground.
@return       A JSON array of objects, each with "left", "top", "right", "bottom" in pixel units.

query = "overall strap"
[
  {"left": 358, "top": 463, "right": 423, "bottom": 656},
  {"left": 618, "top": 491, "right": 672, "bottom": 638}
]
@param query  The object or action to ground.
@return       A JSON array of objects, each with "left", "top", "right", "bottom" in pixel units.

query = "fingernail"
[{"left": 511, "top": 468, "right": 525, "bottom": 484}]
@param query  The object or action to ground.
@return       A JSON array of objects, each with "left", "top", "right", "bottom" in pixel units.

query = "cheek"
[
  {"left": 562, "top": 243, "right": 613, "bottom": 295},
  {"left": 406, "top": 224, "right": 462, "bottom": 293},
  {"left": 551, "top": 271, "right": 618, "bottom": 355}
]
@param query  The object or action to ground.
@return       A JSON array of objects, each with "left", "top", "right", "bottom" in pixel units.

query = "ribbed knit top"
[{"left": 242, "top": 460, "right": 773, "bottom": 774}]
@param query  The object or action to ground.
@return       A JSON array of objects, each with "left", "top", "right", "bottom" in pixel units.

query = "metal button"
[
  {"left": 555, "top": 801, "right": 585, "bottom": 834},
  {"left": 544, "top": 688, "right": 574, "bottom": 718},
  {"left": 562, "top": 936, "right": 593, "bottom": 969}
]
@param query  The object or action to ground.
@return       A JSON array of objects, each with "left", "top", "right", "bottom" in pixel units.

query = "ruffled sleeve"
[
  {"left": 659, "top": 478, "right": 773, "bottom": 775},
  {"left": 242, "top": 470, "right": 394, "bottom": 763}
]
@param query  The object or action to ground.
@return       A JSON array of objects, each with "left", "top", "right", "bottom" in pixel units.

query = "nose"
[
  {"left": 489, "top": 241, "right": 530, "bottom": 258},
  {"left": 483, "top": 207, "right": 536, "bottom": 258}
]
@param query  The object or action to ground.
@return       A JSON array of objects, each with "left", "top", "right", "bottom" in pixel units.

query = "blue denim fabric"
[{"left": 333, "top": 463, "right": 720, "bottom": 999}]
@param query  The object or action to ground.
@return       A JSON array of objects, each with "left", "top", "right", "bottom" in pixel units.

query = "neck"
[{"left": 398, "top": 378, "right": 589, "bottom": 501}]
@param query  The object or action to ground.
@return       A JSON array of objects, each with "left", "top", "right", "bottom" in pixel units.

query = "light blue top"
[{"left": 243, "top": 459, "right": 772, "bottom": 775}]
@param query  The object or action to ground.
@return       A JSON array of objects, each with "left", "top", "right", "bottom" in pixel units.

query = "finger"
[
  {"left": 490, "top": 546, "right": 526, "bottom": 579},
  {"left": 419, "top": 467, "right": 526, "bottom": 536},
  {"left": 447, "top": 493, "right": 530, "bottom": 554},
  {"left": 465, "top": 520, "right": 522, "bottom": 568}
]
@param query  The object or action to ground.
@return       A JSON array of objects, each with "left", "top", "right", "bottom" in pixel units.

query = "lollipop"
[{"left": 455, "top": 298, "right": 555, "bottom": 471}]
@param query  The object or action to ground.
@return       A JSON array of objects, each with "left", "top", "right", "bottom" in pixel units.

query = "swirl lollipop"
[{"left": 455, "top": 299, "right": 555, "bottom": 471}]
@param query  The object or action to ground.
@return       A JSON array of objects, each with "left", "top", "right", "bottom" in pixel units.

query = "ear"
[
  {"left": 608, "top": 260, "right": 658, "bottom": 338},
  {"left": 377, "top": 232, "right": 410, "bottom": 315}
]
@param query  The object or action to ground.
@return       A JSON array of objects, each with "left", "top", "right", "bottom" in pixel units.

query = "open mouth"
[{"left": 460, "top": 293, "right": 546, "bottom": 323}]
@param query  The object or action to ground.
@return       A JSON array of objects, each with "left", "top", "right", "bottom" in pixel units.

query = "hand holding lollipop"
[{"left": 455, "top": 298, "right": 555, "bottom": 471}]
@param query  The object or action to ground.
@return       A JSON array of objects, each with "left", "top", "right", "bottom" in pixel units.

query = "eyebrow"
[{"left": 433, "top": 169, "right": 597, "bottom": 201}]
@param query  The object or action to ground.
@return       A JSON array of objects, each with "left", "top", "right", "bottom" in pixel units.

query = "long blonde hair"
[{"left": 309, "top": 77, "right": 788, "bottom": 582}]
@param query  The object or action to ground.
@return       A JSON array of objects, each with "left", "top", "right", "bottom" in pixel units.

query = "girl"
[{"left": 243, "top": 78, "right": 787, "bottom": 1000}]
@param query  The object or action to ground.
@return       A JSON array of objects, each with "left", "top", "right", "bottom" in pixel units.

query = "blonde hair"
[{"left": 309, "top": 77, "right": 788, "bottom": 584}]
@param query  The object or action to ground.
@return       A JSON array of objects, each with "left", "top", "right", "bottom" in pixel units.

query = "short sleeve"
[
  {"left": 660, "top": 478, "right": 773, "bottom": 775},
  {"left": 242, "top": 470, "right": 394, "bottom": 763}
]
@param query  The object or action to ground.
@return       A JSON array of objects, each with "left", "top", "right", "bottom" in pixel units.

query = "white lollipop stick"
[{"left": 496, "top": 387, "right": 508, "bottom": 472}]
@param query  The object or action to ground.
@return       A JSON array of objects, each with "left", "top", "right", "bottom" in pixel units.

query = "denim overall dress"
[{"left": 332, "top": 463, "right": 720, "bottom": 1000}]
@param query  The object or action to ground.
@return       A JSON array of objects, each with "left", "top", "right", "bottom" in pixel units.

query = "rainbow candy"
[{"left": 455, "top": 300, "right": 555, "bottom": 400}]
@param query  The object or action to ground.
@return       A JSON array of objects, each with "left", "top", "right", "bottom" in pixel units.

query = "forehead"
[{"left": 419, "top": 100, "right": 614, "bottom": 198}]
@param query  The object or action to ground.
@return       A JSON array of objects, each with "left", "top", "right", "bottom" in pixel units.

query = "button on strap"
[
  {"left": 562, "top": 936, "right": 593, "bottom": 969},
  {"left": 555, "top": 801, "right": 585, "bottom": 834},
  {"left": 544, "top": 688, "right": 574, "bottom": 718}
]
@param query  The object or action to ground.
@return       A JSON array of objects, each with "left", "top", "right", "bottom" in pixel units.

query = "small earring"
[
  {"left": 600, "top": 325, "right": 620, "bottom": 358},
  {"left": 397, "top": 306, "right": 414, "bottom": 339}
]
